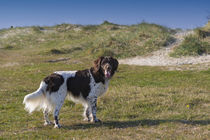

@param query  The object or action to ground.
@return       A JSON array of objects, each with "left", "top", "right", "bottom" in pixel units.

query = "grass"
[
  {"left": 170, "top": 21, "right": 210, "bottom": 57},
  {"left": 170, "top": 35, "right": 210, "bottom": 57},
  {"left": 0, "top": 22, "right": 210, "bottom": 139},
  {"left": 0, "top": 62, "right": 210, "bottom": 139},
  {"left": 0, "top": 61, "right": 210, "bottom": 139}
]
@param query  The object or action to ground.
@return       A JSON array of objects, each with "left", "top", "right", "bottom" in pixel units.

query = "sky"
[{"left": 0, "top": 0, "right": 210, "bottom": 29}]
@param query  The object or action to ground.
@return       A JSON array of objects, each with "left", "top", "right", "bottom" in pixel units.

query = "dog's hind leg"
[
  {"left": 53, "top": 93, "right": 66, "bottom": 128},
  {"left": 43, "top": 108, "right": 51, "bottom": 126},
  {"left": 83, "top": 105, "right": 92, "bottom": 121}
]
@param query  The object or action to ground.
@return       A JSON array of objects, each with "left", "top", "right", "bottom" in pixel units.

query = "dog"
[{"left": 23, "top": 56, "right": 118, "bottom": 128}]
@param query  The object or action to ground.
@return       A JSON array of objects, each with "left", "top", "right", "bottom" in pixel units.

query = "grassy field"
[{"left": 0, "top": 23, "right": 210, "bottom": 139}]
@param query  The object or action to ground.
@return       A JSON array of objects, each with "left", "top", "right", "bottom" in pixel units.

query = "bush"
[
  {"left": 101, "top": 20, "right": 117, "bottom": 26},
  {"left": 49, "top": 47, "right": 83, "bottom": 55},
  {"left": 32, "top": 26, "right": 44, "bottom": 33},
  {"left": 4, "top": 45, "right": 14, "bottom": 49},
  {"left": 50, "top": 49, "right": 63, "bottom": 54},
  {"left": 82, "top": 25, "right": 98, "bottom": 31},
  {"left": 195, "top": 28, "right": 210, "bottom": 39},
  {"left": 162, "top": 36, "right": 176, "bottom": 46}
]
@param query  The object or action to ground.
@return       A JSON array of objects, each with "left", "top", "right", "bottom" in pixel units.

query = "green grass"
[
  {"left": 0, "top": 22, "right": 210, "bottom": 139},
  {"left": 170, "top": 35, "right": 210, "bottom": 57},
  {"left": 170, "top": 22, "right": 210, "bottom": 57}
]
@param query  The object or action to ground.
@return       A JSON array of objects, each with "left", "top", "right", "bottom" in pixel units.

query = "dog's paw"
[
  {"left": 54, "top": 124, "right": 61, "bottom": 128},
  {"left": 92, "top": 118, "right": 102, "bottom": 123},
  {"left": 44, "top": 121, "right": 53, "bottom": 126},
  {"left": 83, "top": 118, "right": 91, "bottom": 122}
]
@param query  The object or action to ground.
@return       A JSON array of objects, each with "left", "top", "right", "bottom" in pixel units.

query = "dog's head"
[{"left": 93, "top": 56, "right": 119, "bottom": 80}]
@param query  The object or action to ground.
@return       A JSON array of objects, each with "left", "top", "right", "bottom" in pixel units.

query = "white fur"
[
  {"left": 23, "top": 82, "right": 48, "bottom": 113},
  {"left": 89, "top": 70, "right": 109, "bottom": 97},
  {"left": 23, "top": 71, "right": 76, "bottom": 113},
  {"left": 66, "top": 94, "right": 88, "bottom": 106}
]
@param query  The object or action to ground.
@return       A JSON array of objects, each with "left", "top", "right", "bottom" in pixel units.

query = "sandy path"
[{"left": 119, "top": 31, "right": 210, "bottom": 66}]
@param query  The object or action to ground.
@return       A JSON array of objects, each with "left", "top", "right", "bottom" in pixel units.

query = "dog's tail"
[{"left": 23, "top": 81, "right": 47, "bottom": 113}]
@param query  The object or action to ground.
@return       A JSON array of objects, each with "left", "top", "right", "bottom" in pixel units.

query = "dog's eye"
[{"left": 102, "top": 61, "right": 108, "bottom": 65}]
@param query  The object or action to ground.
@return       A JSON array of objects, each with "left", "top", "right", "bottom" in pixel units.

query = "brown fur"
[
  {"left": 43, "top": 73, "right": 64, "bottom": 93},
  {"left": 67, "top": 69, "right": 91, "bottom": 98}
]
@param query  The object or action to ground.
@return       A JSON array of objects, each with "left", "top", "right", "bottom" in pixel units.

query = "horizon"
[{"left": 0, "top": 0, "right": 210, "bottom": 30}]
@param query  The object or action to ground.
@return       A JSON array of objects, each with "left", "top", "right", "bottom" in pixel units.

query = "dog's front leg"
[{"left": 87, "top": 96, "right": 101, "bottom": 123}]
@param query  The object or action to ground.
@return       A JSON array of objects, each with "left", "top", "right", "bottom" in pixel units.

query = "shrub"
[
  {"left": 195, "top": 28, "right": 210, "bottom": 39},
  {"left": 162, "top": 36, "right": 176, "bottom": 46},
  {"left": 32, "top": 26, "right": 44, "bottom": 33},
  {"left": 50, "top": 49, "right": 63, "bottom": 54},
  {"left": 49, "top": 47, "right": 83, "bottom": 55},
  {"left": 82, "top": 25, "right": 98, "bottom": 31},
  {"left": 4, "top": 45, "right": 14, "bottom": 50},
  {"left": 101, "top": 20, "right": 117, "bottom": 26}
]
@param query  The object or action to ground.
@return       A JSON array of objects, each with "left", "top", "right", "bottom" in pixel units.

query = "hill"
[{"left": 0, "top": 22, "right": 175, "bottom": 65}]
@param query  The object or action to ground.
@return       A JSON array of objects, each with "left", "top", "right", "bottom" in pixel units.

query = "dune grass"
[
  {"left": 0, "top": 22, "right": 174, "bottom": 59},
  {"left": 170, "top": 35, "right": 210, "bottom": 57},
  {"left": 170, "top": 22, "right": 210, "bottom": 57}
]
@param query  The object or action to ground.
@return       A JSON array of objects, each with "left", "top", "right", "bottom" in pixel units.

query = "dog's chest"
[{"left": 90, "top": 80, "right": 109, "bottom": 97}]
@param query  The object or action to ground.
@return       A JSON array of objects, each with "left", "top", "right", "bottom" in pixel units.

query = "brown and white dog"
[{"left": 23, "top": 56, "right": 118, "bottom": 128}]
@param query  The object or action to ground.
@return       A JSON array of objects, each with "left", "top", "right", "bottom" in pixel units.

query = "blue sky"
[{"left": 0, "top": 0, "right": 210, "bottom": 29}]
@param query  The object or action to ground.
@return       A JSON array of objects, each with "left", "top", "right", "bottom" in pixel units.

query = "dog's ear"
[
  {"left": 93, "top": 56, "right": 104, "bottom": 72},
  {"left": 110, "top": 57, "right": 119, "bottom": 72}
]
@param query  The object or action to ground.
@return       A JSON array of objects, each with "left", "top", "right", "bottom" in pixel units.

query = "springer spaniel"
[{"left": 23, "top": 56, "right": 118, "bottom": 128}]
